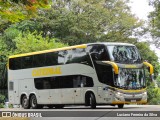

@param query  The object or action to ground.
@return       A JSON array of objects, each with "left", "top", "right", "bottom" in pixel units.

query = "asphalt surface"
[{"left": 1, "top": 105, "right": 160, "bottom": 120}]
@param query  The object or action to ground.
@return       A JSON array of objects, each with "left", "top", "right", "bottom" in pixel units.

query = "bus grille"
[{"left": 125, "top": 98, "right": 142, "bottom": 102}]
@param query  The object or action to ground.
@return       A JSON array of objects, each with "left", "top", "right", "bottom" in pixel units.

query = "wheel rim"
[
  {"left": 89, "top": 95, "right": 92, "bottom": 105},
  {"left": 23, "top": 97, "right": 28, "bottom": 107},
  {"left": 31, "top": 97, "right": 37, "bottom": 108}
]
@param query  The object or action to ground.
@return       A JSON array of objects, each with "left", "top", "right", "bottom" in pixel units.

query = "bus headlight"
[
  {"left": 143, "top": 91, "right": 147, "bottom": 95},
  {"left": 116, "top": 92, "right": 123, "bottom": 96}
]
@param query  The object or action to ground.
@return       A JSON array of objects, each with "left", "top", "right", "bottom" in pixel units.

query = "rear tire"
[
  {"left": 89, "top": 93, "right": 96, "bottom": 109},
  {"left": 118, "top": 104, "right": 124, "bottom": 108},
  {"left": 22, "top": 95, "right": 30, "bottom": 109},
  {"left": 30, "top": 95, "right": 39, "bottom": 109}
]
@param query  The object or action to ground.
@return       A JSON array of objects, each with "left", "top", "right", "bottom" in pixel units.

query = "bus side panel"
[
  {"left": 50, "top": 89, "right": 62, "bottom": 104},
  {"left": 8, "top": 80, "right": 20, "bottom": 104},
  {"left": 19, "top": 79, "right": 33, "bottom": 97}
]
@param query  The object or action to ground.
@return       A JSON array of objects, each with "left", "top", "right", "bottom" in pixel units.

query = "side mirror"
[{"left": 143, "top": 62, "right": 154, "bottom": 82}]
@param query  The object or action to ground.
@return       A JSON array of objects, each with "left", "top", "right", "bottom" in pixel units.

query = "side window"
[
  {"left": 34, "top": 77, "right": 51, "bottom": 89},
  {"left": 85, "top": 76, "right": 94, "bottom": 87},
  {"left": 72, "top": 48, "right": 86, "bottom": 63},
  {"left": 89, "top": 45, "right": 109, "bottom": 61},
  {"left": 33, "top": 54, "right": 45, "bottom": 67},
  {"left": 45, "top": 52, "right": 58, "bottom": 66},
  {"left": 73, "top": 76, "right": 82, "bottom": 88},
  {"left": 65, "top": 50, "right": 72, "bottom": 64},
  {"left": 60, "top": 76, "right": 73, "bottom": 88},
  {"left": 34, "top": 75, "right": 94, "bottom": 89},
  {"left": 21, "top": 56, "right": 33, "bottom": 69},
  {"left": 50, "top": 77, "right": 59, "bottom": 89},
  {"left": 58, "top": 51, "right": 65, "bottom": 65},
  {"left": 73, "top": 76, "right": 94, "bottom": 88},
  {"left": 96, "top": 64, "right": 114, "bottom": 86},
  {"left": 9, "top": 57, "right": 21, "bottom": 70}
]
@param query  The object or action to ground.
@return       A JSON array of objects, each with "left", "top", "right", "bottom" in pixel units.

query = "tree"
[
  {"left": 148, "top": 0, "right": 160, "bottom": 48},
  {"left": 13, "top": 31, "right": 66, "bottom": 54},
  {"left": 0, "top": 29, "right": 66, "bottom": 93},
  {"left": 11, "top": 0, "right": 143, "bottom": 45},
  {"left": 0, "top": 0, "right": 52, "bottom": 35}
]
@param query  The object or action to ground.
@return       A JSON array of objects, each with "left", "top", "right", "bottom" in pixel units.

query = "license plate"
[{"left": 131, "top": 100, "right": 136, "bottom": 102}]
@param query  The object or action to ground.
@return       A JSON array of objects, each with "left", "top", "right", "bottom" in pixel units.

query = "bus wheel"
[
  {"left": 30, "top": 95, "right": 38, "bottom": 109},
  {"left": 22, "top": 95, "right": 30, "bottom": 109},
  {"left": 89, "top": 93, "right": 96, "bottom": 109},
  {"left": 118, "top": 104, "right": 124, "bottom": 109}
]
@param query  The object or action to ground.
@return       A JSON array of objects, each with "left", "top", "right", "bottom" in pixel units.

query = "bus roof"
[
  {"left": 9, "top": 44, "right": 87, "bottom": 59},
  {"left": 9, "top": 42, "right": 135, "bottom": 59},
  {"left": 87, "top": 42, "right": 135, "bottom": 46}
]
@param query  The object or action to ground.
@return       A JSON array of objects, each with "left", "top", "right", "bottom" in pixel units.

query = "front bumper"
[{"left": 112, "top": 91, "right": 147, "bottom": 104}]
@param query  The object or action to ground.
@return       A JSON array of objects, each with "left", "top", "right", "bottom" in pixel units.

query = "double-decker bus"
[{"left": 8, "top": 42, "right": 153, "bottom": 109}]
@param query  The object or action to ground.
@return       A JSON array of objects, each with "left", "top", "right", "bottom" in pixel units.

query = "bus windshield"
[
  {"left": 107, "top": 45, "right": 141, "bottom": 64},
  {"left": 116, "top": 68, "right": 145, "bottom": 89}
]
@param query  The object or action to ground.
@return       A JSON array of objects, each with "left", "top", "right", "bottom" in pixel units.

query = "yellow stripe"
[
  {"left": 102, "top": 61, "right": 119, "bottom": 74},
  {"left": 143, "top": 62, "right": 154, "bottom": 74},
  {"left": 112, "top": 100, "right": 147, "bottom": 104},
  {"left": 108, "top": 85, "right": 146, "bottom": 93},
  {"left": 124, "top": 65, "right": 137, "bottom": 68},
  {"left": 9, "top": 44, "right": 87, "bottom": 59}
]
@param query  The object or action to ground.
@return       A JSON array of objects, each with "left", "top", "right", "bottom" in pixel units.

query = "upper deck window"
[{"left": 107, "top": 45, "right": 141, "bottom": 64}]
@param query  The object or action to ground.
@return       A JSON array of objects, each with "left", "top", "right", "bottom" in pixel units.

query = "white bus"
[{"left": 8, "top": 42, "right": 153, "bottom": 109}]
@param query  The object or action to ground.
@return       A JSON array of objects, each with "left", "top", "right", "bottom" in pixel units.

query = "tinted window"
[
  {"left": 34, "top": 75, "right": 94, "bottom": 89},
  {"left": 9, "top": 57, "right": 21, "bottom": 70},
  {"left": 89, "top": 45, "right": 110, "bottom": 61},
  {"left": 58, "top": 51, "right": 65, "bottom": 64},
  {"left": 60, "top": 76, "right": 73, "bottom": 88},
  {"left": 65, "top": 50, "right": 72, "bottom": 64},
  {"left": 21, "top": 56, "right": 33, "bottom": 69},
  {"left": 96, "top": 64, "right": 114, "bottom": 86},
  {"left": 45, "top": 52, "right": 58, "bottom": 66},
  {"left": 33, "top": 54, "right": 45, "bottom": 67},
  {"left": 73, "top": 76, "right": 93, "bottom": 87},
  {"left": 72, "top": 48, "right": 87, "bottom": 63}
]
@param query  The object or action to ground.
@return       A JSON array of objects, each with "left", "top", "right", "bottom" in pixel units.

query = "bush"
[
  {"left": 0, "top": 94, "right": 5, "bottom": 108},
  {"left": 147, "top": 83, "right": 160, "bottom": 105}
]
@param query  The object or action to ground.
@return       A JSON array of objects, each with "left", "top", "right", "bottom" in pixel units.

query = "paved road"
[{"left": 1, "top": 105, "right": 160, "bottom": 120}]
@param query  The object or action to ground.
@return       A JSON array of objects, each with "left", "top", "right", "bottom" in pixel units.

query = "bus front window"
[
  {"left": 116, "top": 68, "right": 145, "bottom": 89},
  {"left": 107, "top": 45, "right": 141, "bottom": 64}
]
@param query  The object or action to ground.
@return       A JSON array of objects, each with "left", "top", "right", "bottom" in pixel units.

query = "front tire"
[
  {"left": 22, "top": 95, "right": 30, "bottom": 109},
  {"left": 30, "top": 95, "right": 39, "bottom": 109},
  {"left": 89, "top": 93, "right": 96, "bottom": 109},
  {"left": 118, "top": 104, "right": 124, "bottom": 108}
]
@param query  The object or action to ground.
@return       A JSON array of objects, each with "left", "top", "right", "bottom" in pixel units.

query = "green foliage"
[
  {"left": 13, "top": 31, "right": 67, "bottom": 54},
  {"left": 149, "top": 0, "right": 160, "bottom": 48},
  {"left": 12, "top": 0, "right": 142, "bottom": 45},
  {"left": 0, "top": 94, "right": 5, "bottom": 108},
  {"left": 136, "top": 42, "right": 159, "bottom": 77},
  {"left": 0, "top": 0, "right": 52, "bottom": 23},
  {"left": 147, "top": 84, "right": 160, "bottom": 105}
]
